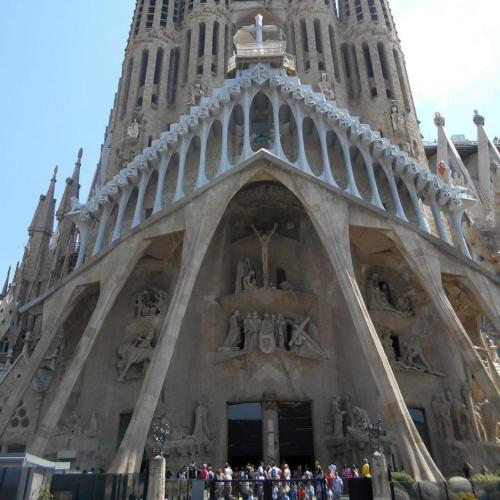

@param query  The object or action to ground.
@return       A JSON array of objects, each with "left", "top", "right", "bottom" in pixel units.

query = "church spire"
[
  {"left": 1, "top": 266, "right": 11, "bottom": 299},
  {"left": 56, "top": 149, "right": 82, "bottom": 221},
  {"left": 29, "top": 166, "right": 58, "bottom": 236}
]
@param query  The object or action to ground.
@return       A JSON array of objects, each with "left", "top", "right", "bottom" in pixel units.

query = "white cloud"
[{"left": 391, "top": 0, "right": 500, "bottom": 110}]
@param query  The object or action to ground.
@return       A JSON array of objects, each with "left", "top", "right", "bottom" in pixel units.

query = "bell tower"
[{"left": 337, "top": 0, "right": 425, "bottom": 162}]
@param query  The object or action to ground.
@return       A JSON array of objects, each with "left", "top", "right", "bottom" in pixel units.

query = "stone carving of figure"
[
  {"left": 432, "top": 393, "right": 454, "bottom": 441},
  {"left": 116, "top": 329, "right": 155, "bottom": 382},
  {"left": 487, "top": 337, "right": 499, "bottom": 362},
  {"left": 259, "top": 313, "right": 277, "bottom": 354},
  {"left": 437, "top": 161, "right": 453, "bottom": 184},
  {"left": 348, "top": 406, "right": 370, "bottom": 440},
  {"left": 276, "top": 314, "right": 287, "bottom": 350},
  {"left": 318, "top": 73, "right": 335, "bottom": 100},
  {"left": 133, "top": 288, "right": 168, "bottom": 318},
  {"left": 331, "top": 397, "right": 346, "bottom": 438},
  {"left": 390, "top": 103, "right": 404, "bottom": 132},
  {"left": 191, "top": 82, "right": 205, "bottom": 106},
  {"left": 244, "top": 312, "right": 261, "bottom": 352},
  {"left": 251, "top": 223, "right": 278, "bottom": 288},
  {"left": 21, "top": 331, "right": 32, "bottom": 358},
  {"left": 127, "top": 118, "right": 141, "bottom": 140},
  {"left": 380, "top": 331, "right": 396, "bottom": 364},
  {"left": 222, "top": 311, "right": 242, "bottom": 350},
  {"left": 401, "top": 336, "right": 434, "bottom": 374},
  {"left": 368, "top": 273, "right": 393, "bottom": 311},
  {"left": 235, "top": 257, "right": 252, "bottom": 293},
  {"left": 191, "top": 400, "right": 213, "bottom": 442},
  {"left": 446, "top": 391, "right": 467, "bottom": 440},
  {"left": 243, "top": 269, "right": 258, "bottom": 291},
  {"left": 473, "top": 402, "right": 487, "bottom": 441},
  {"left": 480, "top": 399, "right": 498, "bottom": 443},
  {"left": 395, "top": 290, "right": 414, "bottom": 316}
]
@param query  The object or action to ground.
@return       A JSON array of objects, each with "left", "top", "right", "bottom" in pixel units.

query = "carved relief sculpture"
[
  {"left": 133, "top": 287, "right": 168, "bottom": 318},
  {"left": 116, "top": 328, "right": 155, "bottom": 382},
  {"left": 432, "top": 393, "right": 454, "bottom": 441},
  {"left": 367, "top": 273, "right": 414, "bottom": 317}
]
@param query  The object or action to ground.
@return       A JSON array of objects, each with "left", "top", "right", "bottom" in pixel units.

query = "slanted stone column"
[
  {"left": 147, "top": 456, "right": 166, "bottom": 500},
  {"left": 392, "top": 226, "right": 500, "bottom": 412},
  {"left": 275, "top": 173, "right": 444, "bottom": 481},
  {"left": 109, "top": 176, "right": 246, "bottom": 474},
  {"left": 28, "top": 240, "right": 150, "bottom": 456}
]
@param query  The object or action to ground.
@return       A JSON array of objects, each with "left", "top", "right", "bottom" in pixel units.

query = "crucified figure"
[{"left": 251, "top": 223, "right": 278, "bottom": 287}]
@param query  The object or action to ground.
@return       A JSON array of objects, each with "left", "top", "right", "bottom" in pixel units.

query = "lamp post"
[{"left": 367, "top": 418, "right": 383, "bottom": 453}]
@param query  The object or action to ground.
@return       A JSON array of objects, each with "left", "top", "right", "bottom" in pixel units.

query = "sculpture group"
[{"left": 220, "top": 311, "right": 325, "bottom": 359}]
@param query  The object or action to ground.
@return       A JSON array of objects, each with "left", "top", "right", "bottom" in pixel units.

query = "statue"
[
  {"left": 437, "top": 161, "right": 453, "bottom": 184},
  {"left": 289, "top": 316, "right": 325, "bottom": 358},
  {"left": 395, "top": 290, "right": 414, "bottom": 316},
  {"left": 367, "top": 273, "right": 393, "bottom": 311},
  {"left": 331, "top": 397, "right": 346, "bottom": 438},
  {"left": 473, "top": 110, "right": 485, "bottom": 127},
  {"left": 221, "top": 311, "right": 242, "bottom": 350},
  {"left": 191, "top": 82, "right": 205, "bottom": 106},
  {"left": 400, "top": 336, "right": 434, "bottom": 374},
  {"left": 235, "top": 257, "right": 252, "bottom": 293},
  {"left": 259, "top": 313, "right": 277, "bottom": 354},
  {"left": 480, "top": 399, "right": 498, "bottom": 443},
  {"left": 275, "top": 314, "right": 287, "bottom": 350},
  {"left": 318, "top": 73, "right": 335, "bottom": 100},
  {"left": 434, "top": 112, "right": 446, "bottom": 128},
  {"left": 116, "top": 329, "right": 155, "bottom": 381},
  {"left": 432, "top": 393, "right": 454, "bottom": 440},
  {"left": 380, "top": 332, "right": 396, "bottom": 364},
  {"left": 133, "top": 287, "right": 168, "bottom": 318},
  {"left": 251, "top": 223, "right": 278, "bottom": 287},
  {"left": 348, "top": 406, "right": 370, "bottom": 440},
  {"left": 242, "top": 269, "right": 258, "bottom": 291},
  {"left": 487, "top": 337, "right": 499, "bottom": 362},
  {"left": 191, "top": 400, "right": 213, "bottom": 441},
  {"left": 390, "top": 102, "right": 404, "bottom": 132}
]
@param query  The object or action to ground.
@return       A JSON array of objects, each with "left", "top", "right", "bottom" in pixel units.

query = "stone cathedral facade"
[{"left": 0, "top": 0, "right": 499, "bottom": 481}]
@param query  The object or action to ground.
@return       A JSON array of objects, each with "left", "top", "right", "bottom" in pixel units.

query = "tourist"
[
  {"left": 352, "top": 465, "right": 359, "bottom": 478},
  {"left": 361, "top": 458, "right": 371, "bottom": 478},
  {"left": 333, "top": 473, "right": 344, "bottom": 500},
  {"left": 224, "top": 462, "right": 233, "bottom": 480},
  {"left": 463, "top": 462, "right": 473, "bottom": 479},
  {"left": 313, "top": 461, "right": 323, "bottom": 480},
  {"left": 325, "top": 465, "right": 335, "bottom": 494},
  {"left": 201, "top": 464, "right": 208, "bottom": 481}
]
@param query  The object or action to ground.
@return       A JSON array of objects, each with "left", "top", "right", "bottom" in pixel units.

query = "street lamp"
[{"left": 367, "top": 418, "right": 383, "bottom": 453}]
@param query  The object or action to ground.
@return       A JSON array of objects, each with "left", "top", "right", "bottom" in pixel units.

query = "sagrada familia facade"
[{"left": 0, "top": 0, "right": 499, "bottom": 480}]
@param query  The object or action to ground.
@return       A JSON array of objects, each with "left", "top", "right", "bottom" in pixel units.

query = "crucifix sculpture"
[{"left": 251, "top": 223, "right": 278, "bottom": 288}]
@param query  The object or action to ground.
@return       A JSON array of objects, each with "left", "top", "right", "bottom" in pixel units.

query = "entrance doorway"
[
  {"left": 227, "top": 401, "right": 314, "bottom": 468},
  {"left": 228, "top": 403, "right": 263, "bottom": 468},
  {"left": 278, "top": 402, "right": 314, "bottom": 469}
]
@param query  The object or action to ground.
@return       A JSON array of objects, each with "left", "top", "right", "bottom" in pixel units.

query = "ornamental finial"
[
  {"left": 473, "top": 110, "right": 485, "bottom": 126},
  {"left": 434, "top": 112, "right": 445, "bottom": 127}
]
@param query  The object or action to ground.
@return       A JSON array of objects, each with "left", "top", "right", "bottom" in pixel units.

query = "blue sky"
[{"left": 0, "top": 0, "right": 499, "bottom": 279}]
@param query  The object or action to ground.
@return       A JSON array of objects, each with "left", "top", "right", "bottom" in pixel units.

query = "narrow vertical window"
[
  {"left": 173, "top": 0, "right": 185, "bottom": 25},
  {"left": 362, "top": 43, "right": 374, "bottom": 78},
  {"left": 212, "top": 21, "right": 219, "bottom": 74},
  {"left": 120, "top": 58, "right": 134, "bottom": 118},
  {"left": 224, "top": 24, "right": 229, "bottom": 75},
  {"left": 300, "top": 20, "right": 309, "bottom": 53},
  {"left": 394, "top": 49, "right": 410, "bottom": 111},
  {"left": 154, "top": 48, "right": 164, "bottom": 85},
  {"left": 167, "top": 48, "right": 180, "bottom": 105},
  {"left": 146, "top": 0, "right": 157, "bottom": 29},
  {"left": 197, "top": 23, "right": 206, "bottom": 75},
  {"left": 183, "top": 30, "right": 191, "bottom": 83},
  {"left": 314, "top": 20, "right": 323, "bottom": 54},
  {"left": 379, "top": 0, "right": 392, "bottom": 29},
  {"left": 139, "top": 50, "right": 149, "bottom": 88},
  {"left": 354, "top": 0, "right": 363, "bottom": 21},
  {"left": 328, "top": 25, "right": 340, "bottom": 81},
  {"left": 160, "top": 0, "right": 169, "bottom": 28},
  {"left": 134, "top": 0, "right": 145, "bottom": 35}
]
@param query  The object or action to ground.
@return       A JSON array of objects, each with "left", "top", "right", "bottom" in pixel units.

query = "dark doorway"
[
  {"left": 408, "top": 408, "right": 433, "bottom": 457},
  {"left": 278, "top": 402, "right": 314, "bottom": 469},
  {"left": 228, "top": 403, "right": 263, "bottom": 468}
]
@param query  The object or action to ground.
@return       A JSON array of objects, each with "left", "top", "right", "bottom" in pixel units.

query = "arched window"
[
  {"left": 362, "top": 43, "right": 374, "bottom": 79},
  {"left": 377, "top": 42, "right": 393, "bottom": 98},
  {"left": 354, "top": 0, "right": 363, "bottom": 21},
  {"left": 367, "top": 0, "right": 378, "bottom": 21},
  {"left": 173, "top": 0, "right": 185, "bottom": 25},
  {"left": 139, "top": 50, "right": 149, "bottom": 88},
  {"left": 153, "top": 47, "right": 164, "bottom": 85}
]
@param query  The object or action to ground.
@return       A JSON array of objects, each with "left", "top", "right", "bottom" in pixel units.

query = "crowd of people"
[{"left": 174, "top": 459, "right": 373, "bottom": 499}]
